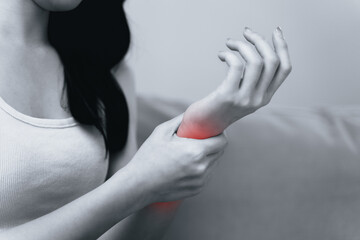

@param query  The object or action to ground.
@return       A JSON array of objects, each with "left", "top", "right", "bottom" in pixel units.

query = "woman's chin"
[{"left": 33, "top": 0, "right": 83, "bottom": 12}]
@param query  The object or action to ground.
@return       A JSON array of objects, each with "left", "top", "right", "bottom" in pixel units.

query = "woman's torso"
[
  {"left": 0, "top": 93, "right": 110, "bottom": 230},
  {"left": 0, "top": 46, "right": 111, "bottom": 230}
]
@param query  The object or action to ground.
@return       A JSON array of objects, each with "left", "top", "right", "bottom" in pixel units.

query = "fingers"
[
  {"left": 198, "top": 132, "right": 228, "bottom": 155},
  {"left": 225, "top": 39, "right": 264, "bottom": 95},
  {"left": 156, "top": 113, "right": 184, "bottom": 137},
  {"left": 201, "top": 150, "right": 225, "bottom": 176},
  {"left": 219, "top": 27, "right": 292, "bottom": 106},
  {"left": 243, "top": 28, "right": 280, "bottom": 95},
  {"left": 267, "top": 27, "right": 292, "bottom": 95},
  {"left": 206, "top": 149, "right": 225, "bottom": 168},
  {"left": 218, "top": 51, "right": 244, "bottom": 90},
  {"left": 243, "top": 27, "right": 275, "bottom": 60},
  {"left": 174, "top": 131, "right": 228, "bottom": 156},
  {"left": 203, "top": 149, "right": 225, "bottom": 182}
]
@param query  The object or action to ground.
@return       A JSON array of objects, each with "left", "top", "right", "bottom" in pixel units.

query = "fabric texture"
[
  {"left": 0, "top": 95, "right": 108, "bottom": 230},
  {"left": 137, "top": 95, "right": 360, "bottom": 240}
]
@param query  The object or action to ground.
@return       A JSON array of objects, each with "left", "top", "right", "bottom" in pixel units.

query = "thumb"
[{"left": 162, "top": 112, "right": 185, "bottom": 136}]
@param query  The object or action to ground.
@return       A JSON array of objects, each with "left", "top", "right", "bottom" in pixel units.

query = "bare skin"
[
  {"left": 0, "top": 0, "right": 227, "bottom": 239},
  {"left": 149, "top": 27, "right": 292, "bottom": 238},
  {"left": 0, "top": 1, "right": 292, "bottom": 240},
  {"left": 178, "top": 27, "right": 292, "bottom": 139}
]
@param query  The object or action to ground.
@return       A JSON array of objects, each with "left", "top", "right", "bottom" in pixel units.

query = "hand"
[
  {"left": 178, "top": 27, "right": 292, "bottom": 138},
  {"left": 124, "top": 113, "right": 228, "bottom": 204}
]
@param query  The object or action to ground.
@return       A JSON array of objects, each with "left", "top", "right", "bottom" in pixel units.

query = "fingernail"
[
  {"left": 244, "top": 27, "right": 252, "bottom": 33},
  {"left": 276, "top": 26, "right": 284, "bottom": 39}
]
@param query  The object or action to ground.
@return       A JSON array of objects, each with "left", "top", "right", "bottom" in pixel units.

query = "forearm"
[
  {"left": 99, "top": 201, "right": 181, "bottom": 240},
  {"left": 121, "top": 108, "right": 222, "bottom": 239},
  {"left": 99, "top": 108, "right": 220, "bottom": 240},
  {"left": 177, "top": 92, "right": 232, "bottom": 140},
  {"left": 102, "top": 25, "right": 293, "bottom": 240},
  {"left": 0, "top": 168, "right": 147, "bottom": 240},
  {"left": 99, "top": 138, "right": 182, "bottom": 240}
]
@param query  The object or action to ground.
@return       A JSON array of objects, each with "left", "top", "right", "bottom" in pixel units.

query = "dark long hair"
[{"left": 48, "top": 0, "right": 131, "bottom": 160}]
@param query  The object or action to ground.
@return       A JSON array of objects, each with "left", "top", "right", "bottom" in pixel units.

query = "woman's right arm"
[
  {"left": 0, "top": 113, "right": 227, "bottom": 240},
  {"left": 0, "top": 164, "right": 149, "bottom": 240}
]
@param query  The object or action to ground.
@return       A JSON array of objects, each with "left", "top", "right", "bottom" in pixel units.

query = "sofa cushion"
[{"left": 137, "top": 95, "right": 360, "bottom": 240}]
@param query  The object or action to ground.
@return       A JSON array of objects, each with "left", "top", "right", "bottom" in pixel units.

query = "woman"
[{"left": 0, "top": 0, "right": 291, "bottom": 239}]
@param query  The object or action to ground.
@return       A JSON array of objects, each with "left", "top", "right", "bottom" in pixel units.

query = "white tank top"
[{"left": 0, "top": 95, "right": 109, "bottom": 230}]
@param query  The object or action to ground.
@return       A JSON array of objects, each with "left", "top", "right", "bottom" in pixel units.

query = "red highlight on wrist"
[
  {"left": 176, "top": 120, "right": 222, "bottom": 139},
  {"left": 151, "top": 201, "right": 182, "bottom": 212}
]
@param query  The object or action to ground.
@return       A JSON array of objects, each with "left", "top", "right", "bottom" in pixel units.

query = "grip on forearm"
[{"left": 152, "top": 117, "right": 224, "bottom": 211}]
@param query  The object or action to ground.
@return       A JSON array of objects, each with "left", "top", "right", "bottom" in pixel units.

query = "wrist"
[
  {"left": 210, "top": 90, "right": 238, "bottom": 126},
  {"left": 150, "top": 200, "right": 183, "bottom": 212},
  {"left": 180, "top": 96, "right": 230, "bottom": 138}
]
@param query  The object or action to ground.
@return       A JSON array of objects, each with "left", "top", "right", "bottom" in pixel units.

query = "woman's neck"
[{"left": 0, "top": 0, "right": 49, "bottom": 46}]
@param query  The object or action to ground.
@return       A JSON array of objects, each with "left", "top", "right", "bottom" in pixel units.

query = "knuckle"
[
  {"left": 182, "top": 148, "right": 194, "bottom": 161},
  {"left": 263, "top": 97, "right": 271, "bottom": 106},
  {"left": 251, "top": 58, "right": 264, "bottom": 68},
  {"left": 267, "top": 55, "right": 280, "bottom": 66},
  {"left": 236, "top": 96, "right": 251, "bottom": 107},
  {"left": 250, "top": 32, "right": 264, "bottom": 41},
  {"left": 282, "top": 63, "right": 293, "bottom": 74},
  {"left": 222, "top": 94, "right": 238, "bottom": 106},
  {"left": 184, "top": 146, "right": 195, "bottom": 158},
  {"left": 194, "top": 164, "right": 207, "bottom": 176},
  {"left": 222, "top": 51, "right": 231, "bottom": 59},
  {"left": 226, "top": 38, "right": 233, "bottom": 45},
  {"left": 250, "top": 100, "right": 261, "bottom": 109},
  {"left": 242, "top": 97, "right": 262, "bottom": 110},
  {"left": 228, "top": 40, "right": 242, "bottom": 50},
  {"left": 233, "top": 41, "right": 243, "bottom": 49},
  {"left": 222, "top": 136, "right": 229, "bottom": 147},
  {"left": 255, "top": 33, "right": 266, "bottom": 41},
  {"left": 255, "top": 96, "right": 265, "bottom": 106},
  {"left": 231, "top": 61, "right": 244, "bottom": 71},
  {"left": 217, "top": 134, "right": 229, "bottom": 148},
  {"left": 191, "top": 147, "right": 205, "bottom": 161}
]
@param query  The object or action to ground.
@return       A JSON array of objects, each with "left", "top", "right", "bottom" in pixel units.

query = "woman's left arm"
[
  {"left": 98, "top": 61, "right": 180, "bottom": 240},
  {"left": 99, "top": 26, "right": 292, "bottom": 239},
  {"left": 177, "top": 27, "right": 292, "bottom": 139}
]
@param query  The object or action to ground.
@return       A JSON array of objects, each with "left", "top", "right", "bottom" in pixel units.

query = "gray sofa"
[{"left": 136, "top": 95, "right": 360, "bottom": 240}]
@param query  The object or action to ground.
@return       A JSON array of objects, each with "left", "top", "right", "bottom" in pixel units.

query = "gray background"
[{"left": 124, "top": 0, "right": 360, "bottom": 107}]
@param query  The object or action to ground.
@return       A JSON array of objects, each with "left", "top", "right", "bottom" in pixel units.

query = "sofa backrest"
[{"left": 137, "top": 95, "right": 360, "bottom": 240}]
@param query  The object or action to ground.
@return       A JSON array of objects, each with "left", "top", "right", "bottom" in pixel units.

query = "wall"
[{"left": 124, "top": 0, "right": 360, "bottom": 107}]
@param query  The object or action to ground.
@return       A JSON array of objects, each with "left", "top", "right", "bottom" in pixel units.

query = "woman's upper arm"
[{"left": 106, "top": 60, "right": 139, "bottom": 178}]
